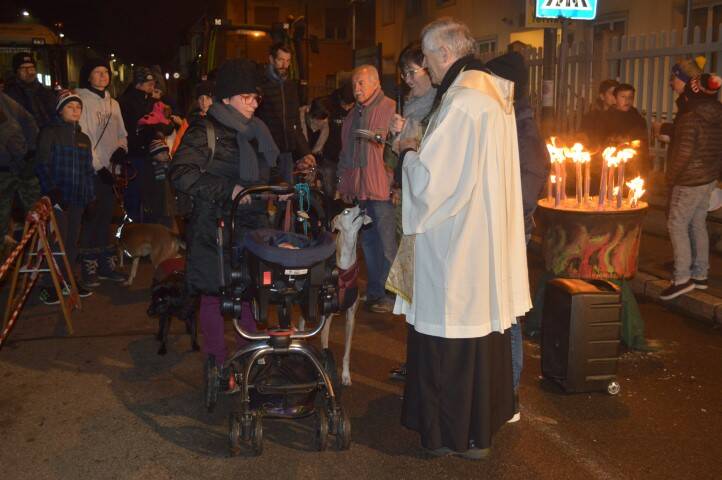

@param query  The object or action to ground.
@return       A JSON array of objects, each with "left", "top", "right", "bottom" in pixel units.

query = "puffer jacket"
[
  {"left": 666, "top": 98, "right": 722, "bottom": 187},
  {"left": 169, "top": 114, "right": 268, "bottom": 295},
  {"left": 255, "top": 64, "right": 310, "bottom": 157},
  {"left": 4, "top": 77, "right": 56, "bottom": 128}
]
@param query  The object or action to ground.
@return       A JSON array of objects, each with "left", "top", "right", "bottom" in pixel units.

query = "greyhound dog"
[{"left": 319, "top": 205, "right": 372, "bottom": 386}]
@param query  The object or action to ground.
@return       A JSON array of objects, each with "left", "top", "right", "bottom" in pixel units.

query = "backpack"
[{"left": 174, "top": 121, "right": 216, "bottom": 217}]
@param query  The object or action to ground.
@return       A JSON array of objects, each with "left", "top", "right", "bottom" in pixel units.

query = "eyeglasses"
[
  {"left": 240, "top": 94, "right": 262, "bottom": 104},
  {"left": 401, "top": 67, "right": 425, "bottom": 80}
]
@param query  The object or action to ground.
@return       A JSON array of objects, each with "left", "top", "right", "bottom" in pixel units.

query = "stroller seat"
[{"left": 243, "top": 229, "right": 336, "bottom": 268}]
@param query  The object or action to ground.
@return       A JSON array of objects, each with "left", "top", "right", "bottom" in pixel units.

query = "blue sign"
[{"left": 536, "top": 0, "right": 598, "bottom": 21}]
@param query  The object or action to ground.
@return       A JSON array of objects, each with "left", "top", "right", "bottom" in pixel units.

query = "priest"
[{"left": 392, "top": 17, "right": 532, "bottom": 460}]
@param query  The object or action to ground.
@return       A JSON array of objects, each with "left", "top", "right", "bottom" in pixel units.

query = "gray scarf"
[
  {"left": 339, "top": 89, "right": 384, "bottom": 171},
  {"left": 208, "top": 103, "right": 279, "bottom": 184}
]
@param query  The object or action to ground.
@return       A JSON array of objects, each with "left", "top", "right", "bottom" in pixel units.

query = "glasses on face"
[
  {"left": 240, "top": 94, "right": 262, "bottom": 104},
  {"left": 401, "top": 67, "right": 425, "bottom": 80}
]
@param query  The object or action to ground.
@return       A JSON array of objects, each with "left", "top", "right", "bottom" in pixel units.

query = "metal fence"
[{"left": 482, "top": 25, "right": 722, "bottom": 172}]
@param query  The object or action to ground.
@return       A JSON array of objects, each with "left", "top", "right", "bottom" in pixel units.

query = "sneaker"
[
  {"left": 507, "top": 391, "right": 521, "bottom": 423},
  {"left": 39, "top": 287, "right": 60, "bottom": 305},
  {"left": 692, "top": 278, "right": 708, "bottom": 290},
  {"left": 659, "top": 280, "right": 695, "bottom": 301},
  {"left": 97, "top": 251, "right": 127, "bottom": 282},
  {"left": 80, "top": 257, "right": 100, "bottom": 288},
  {"left": 62, "top": 285, "right": 93, "bottom": 298},
  {"left": 389, "top": 364, "right": 407, "bottom": 381}
]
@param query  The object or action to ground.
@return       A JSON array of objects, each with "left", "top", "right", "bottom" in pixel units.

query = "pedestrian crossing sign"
[{"left": 536, "top": 0, "right": 598, "bottom": 20}]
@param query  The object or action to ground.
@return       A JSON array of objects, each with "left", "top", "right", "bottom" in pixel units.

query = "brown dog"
[{"left": 118, "top": 223, "right": 184, "bottom": 286}]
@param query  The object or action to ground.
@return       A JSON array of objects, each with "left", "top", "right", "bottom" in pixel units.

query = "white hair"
[
  {"left": 352, "top": 64, "right": 380, "bottom": 84},
  {"left": 421, "top": 18, "right": 478, "bottom": 59}
]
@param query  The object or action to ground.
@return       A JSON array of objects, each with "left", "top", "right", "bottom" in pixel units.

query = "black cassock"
[{"left": 401, "top": 325, "right": 514, "bottom": 451}]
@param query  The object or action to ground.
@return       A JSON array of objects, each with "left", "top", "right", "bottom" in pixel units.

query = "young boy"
[
  {"left": 36, "top": 90, "right": 96, "bottom": 304},
  {"left": 600, "top": 83, "right": 651, "bottom": 174}
]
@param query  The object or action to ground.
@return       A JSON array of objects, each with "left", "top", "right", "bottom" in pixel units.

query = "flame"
[
  {"left": 602, "top": 146, "right": 620, "bottom": 167},
  {"left": 616, "top": 147, "right": 636, "bottom": 163},
  {"left": 626, "top": 176, "right": 646, "bottom": 205},
  {"left": 612, "top": 186, "right": 620, "bottom": 196},
  {"left": 564, "top": 142, "right": 591, "bottom": 163},
  {"left": 550, "top": 175, "right": 557, "bottom": 184},
  {"left": 546, "top": 137, "right": 566, "bottom": 164}
]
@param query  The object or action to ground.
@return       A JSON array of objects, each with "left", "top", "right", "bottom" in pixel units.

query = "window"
[
  {"left": 325, "top": 7, "right": 349, "bottom": 41},
  {"left": 686, "top": 3, "right": 722, "bottom": 43},
  {"left": 254, "top": 6, "right": 279, "bottom": 26},
  {"left": 406, "top": 0, "right": 421, "bottom": 17},
  {"left": 478, "top": 38, "right": 497, "bottom": 55},
  {"left": 382, "top": 0, "right": 395, "bottom": 25}
]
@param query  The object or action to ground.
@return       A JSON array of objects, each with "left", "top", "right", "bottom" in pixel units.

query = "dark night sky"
[{"left": 3, "top": 0, "right": 208, "bottom": 65}]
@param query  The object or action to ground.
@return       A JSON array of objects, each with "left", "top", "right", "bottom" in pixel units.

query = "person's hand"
[
  {"left": 170, "top": 114, "right": 183, "bottom": 127},
  {"left": 391, "top": 188, "right": 401, "bottom": 206},
  {"left": 389, "top": 114, "right": 406, "bottom": 135},
  {"left": 651, "top": 120, "right": 662, "bottom": 139},
  {"left": 232, "top": 185, "right": 252, "bottom": 205},
  {"left": 399, "top": 136, "right": 419, "bottom": 153},
  {"left": 296, "top": 154, "right": 316, "bottom": 171},
  {"left": 110, "top": 147, "right": 127, "bottom": 166}
]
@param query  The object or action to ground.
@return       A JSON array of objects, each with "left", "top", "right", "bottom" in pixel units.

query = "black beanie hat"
[
  {"left": 133, "top": 66, "right": 155, "bottom": 86},
  {"left": 194, "top": 80, "right": 214, "bottom": 99},
  {"left": 13, "top": 52, "right": 36, "bottom": 72},
  {"left": 214, "top": 59, "right": 260, "bottom": 100},
  {"left": 486, "top": 52, "right": 528, "bottom": 100},
  {"left": 79, "top": 58, "right": 111, "bottom": 89}
]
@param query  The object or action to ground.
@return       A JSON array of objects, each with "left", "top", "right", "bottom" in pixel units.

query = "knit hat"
[
  {"left": 486, "top": 52, "right": 528, "bottom": 100},
  {"left": 79, "top": 58, "right": 111, "bottom": 89},
  {"left": 133, "top": 66, "right": 155, "bottom": 86},
  {"left": 688, "top": 73, "right": 722, "bottom": 97},
  {"left": 56, "top": 89, "right": 83, "bottom": 113},
  {"left": 671, "top": 56, "right": 705, "bottom": 84},
  {"left": 194, "top": 80, "right": 214, "bottom": 99},
  {"left": 149, "top": 138, "right": 170, "bottom": 157},
  {"left": 214, "top": 59, "right": 260, "bottom": 100},
  {"left": 12, "top": 52, "right": 36, "bottom": 71}
]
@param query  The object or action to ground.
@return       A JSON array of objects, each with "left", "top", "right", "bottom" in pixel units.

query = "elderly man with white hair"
[
  {"left": 391, "top": 18, "right": 531, "bottom": 459},
  {"left": 338, "top": 65, "right": 398, "bottom": 313}
]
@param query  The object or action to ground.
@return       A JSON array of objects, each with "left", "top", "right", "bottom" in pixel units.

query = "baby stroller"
[{"left": 209, "top": 185, "right": 350, "bottom": 456}]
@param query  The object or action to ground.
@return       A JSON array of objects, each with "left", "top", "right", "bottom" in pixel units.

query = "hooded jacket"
[
  {"left": 75, "top": 87, "right": 128, "bottom": 171},
  {"left": 0, "top": 92, "right": 39, "bottom": 174},
  {"left": 3, "top": 77, "right": 56, "bottom": 129},
  {"left": 667, "top": 97, "right": 722, "bottom": 186},
  {"left": 35, "top": 117, "right": 96, "bottom": 207}
]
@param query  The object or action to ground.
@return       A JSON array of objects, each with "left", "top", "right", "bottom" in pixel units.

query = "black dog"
[{"left": 147, "top": 271, "right": 200, "bottom": 355}]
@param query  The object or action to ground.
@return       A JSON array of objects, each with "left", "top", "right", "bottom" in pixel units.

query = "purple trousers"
[{"left": 199, "top": 295, "right": 256, "bottom": 365}]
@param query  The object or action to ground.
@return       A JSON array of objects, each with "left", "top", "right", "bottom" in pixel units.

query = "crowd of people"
[{"left": 1, "top": 15, "right": 720, "bottom": 460}]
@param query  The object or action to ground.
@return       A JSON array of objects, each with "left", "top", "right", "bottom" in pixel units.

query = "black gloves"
[{"left": 109, "top": 148, "right": 127, "bottom": 166}]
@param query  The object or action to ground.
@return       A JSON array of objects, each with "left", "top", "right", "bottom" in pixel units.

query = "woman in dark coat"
[{"left": 169, "top": 59, "right": 279, "bottom": 367}]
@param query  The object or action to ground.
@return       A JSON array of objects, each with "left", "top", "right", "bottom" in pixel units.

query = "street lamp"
[
  {"left": 21, "top": 10, "right": 30, "bottom": 17},
  {"left": 59, "top": 33, "right": 65, "bottom": 38}
]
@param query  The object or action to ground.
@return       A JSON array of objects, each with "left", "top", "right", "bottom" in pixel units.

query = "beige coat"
[{"left": 394, "top": 69, "right": 532, "bottom": 338}]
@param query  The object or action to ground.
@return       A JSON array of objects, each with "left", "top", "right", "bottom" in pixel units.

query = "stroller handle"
[
  {"left": 230, "top": 184, "right": 295, "bottom": 237},
  {"left": 232, "top": 314, "right": 328, "bottom": 341}
]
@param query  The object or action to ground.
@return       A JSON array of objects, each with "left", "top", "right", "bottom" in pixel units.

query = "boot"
[
  {"left": 79, "top": 253, "right": 100, "bottom": 288},
  {"left": 97, "top": 247, "right": 126, "bottom": 283}
]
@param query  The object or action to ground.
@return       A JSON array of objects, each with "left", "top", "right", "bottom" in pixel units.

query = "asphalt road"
[{"left": 1, "top": 257, "right": 721, "bottom": 480}]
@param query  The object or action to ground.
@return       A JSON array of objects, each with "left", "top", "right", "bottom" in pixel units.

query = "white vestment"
[{"left": 394, "top": 69, "right": 532, "bottom": 339}]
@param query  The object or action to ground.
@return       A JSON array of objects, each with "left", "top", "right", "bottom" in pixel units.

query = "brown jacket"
[{"left": 667, "top": 98, "right": 722, "bottom": 186}]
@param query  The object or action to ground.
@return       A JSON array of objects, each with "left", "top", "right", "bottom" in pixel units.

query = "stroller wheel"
[
  {"left": 314, "top": 408, "right": 329, "bottom": 451},
  {"left": 250, "top": 413, "right": 264, "bottom": 456},
  {"left": 205, "top": 356, "right": 219, "bottom": 412},
  {"left": 228, "top": 414, "right": 242, "bottom": 457},
  {"left": 334, "top": 407, "right": 351, "bottom": 451}
]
